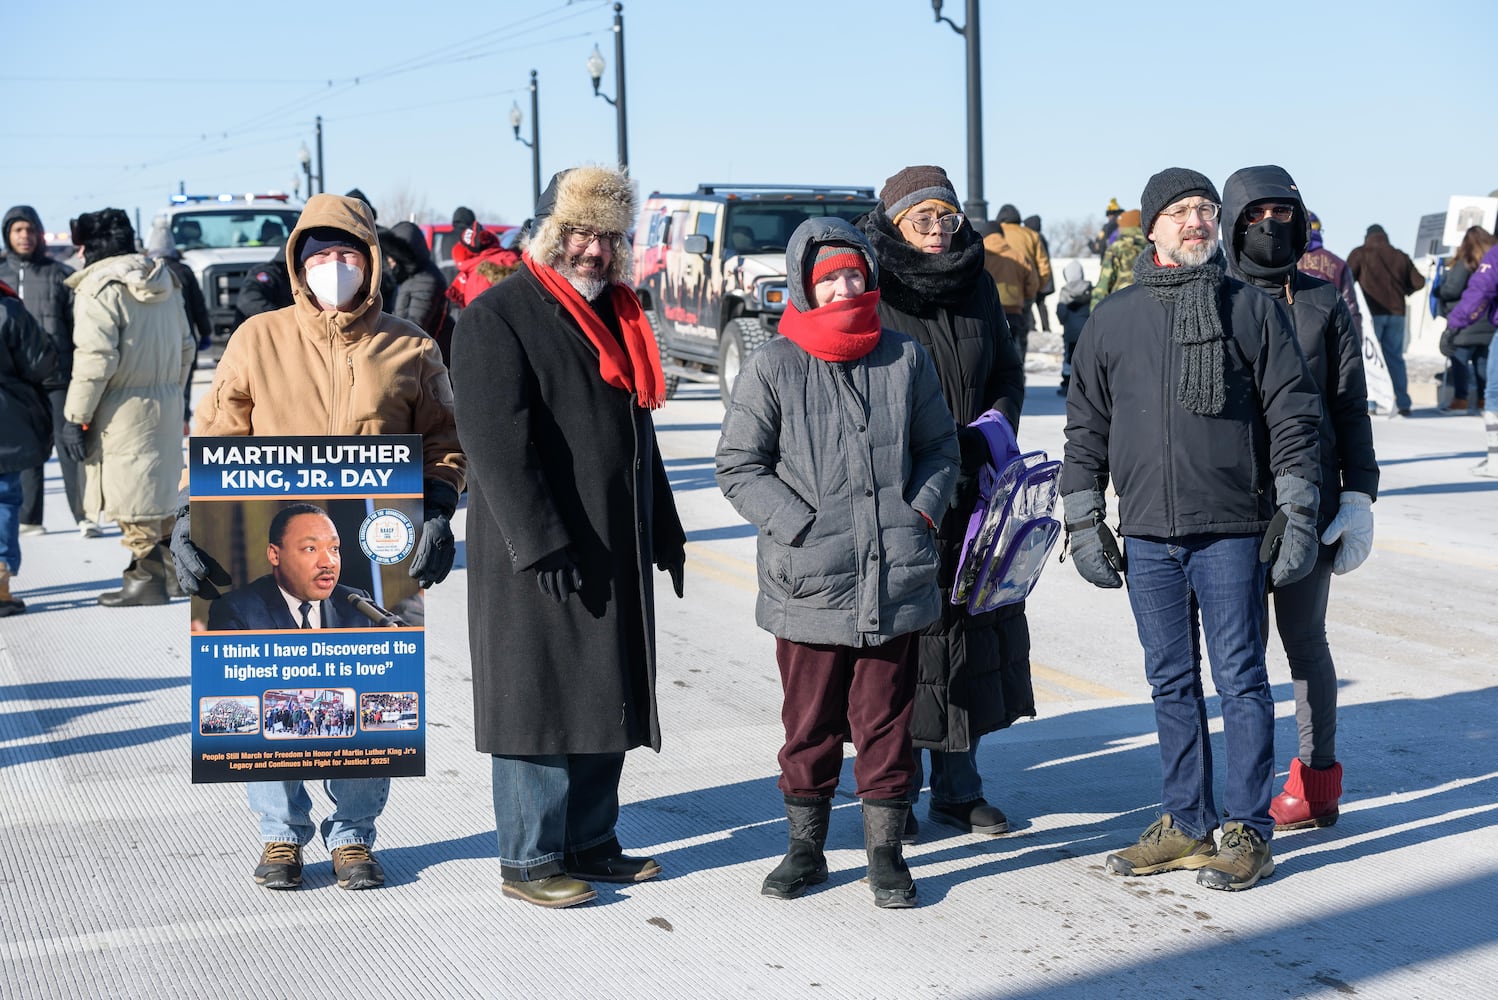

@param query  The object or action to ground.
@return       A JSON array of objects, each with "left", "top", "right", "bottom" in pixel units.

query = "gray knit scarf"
[{"left": 1132, "top": 247, "right": 1228, "bottom": 416}]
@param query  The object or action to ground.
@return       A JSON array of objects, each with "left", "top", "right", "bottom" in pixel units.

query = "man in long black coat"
[{"left": 450, "top": 166, "right": 685, "bottom": 910}]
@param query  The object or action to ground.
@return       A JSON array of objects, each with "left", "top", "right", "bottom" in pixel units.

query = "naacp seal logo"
[{"left": 359, "top": 508, "right": 415, "bottom": 565}]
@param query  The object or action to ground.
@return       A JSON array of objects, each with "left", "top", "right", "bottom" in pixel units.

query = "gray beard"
[
  {"left": 1164, "top": 234, "right": 1219, "bottom": 267},
  {"left": 565, "top": 274, "right": 608, "bottom": 300}
]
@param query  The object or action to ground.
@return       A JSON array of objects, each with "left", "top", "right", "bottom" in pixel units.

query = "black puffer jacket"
[
  {"left": 0, "top": 289, "right": 59, "bottom": 473},
  {"left": 856, "top": 208, "right": 1034, "bottom": 750},
  {"left": 383, "top": 222, "right": 453, "bottom": 364},
  {"left": 0, "top": 205, "right": 74, "bottom": 389},
  {"left": 1437, "top": 262, "right": 1495, "bottom": 347},
  {"left": 1223, "top": 166, "right": 1378, "bottom": 529},
  {"left": 1061, "top": 261, "right": 1323, "bottom": 537}
]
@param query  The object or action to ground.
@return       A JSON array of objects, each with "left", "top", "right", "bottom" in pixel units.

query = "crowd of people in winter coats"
[{"left": 0, "top": 156, "right": 1486, "bottom": 910}]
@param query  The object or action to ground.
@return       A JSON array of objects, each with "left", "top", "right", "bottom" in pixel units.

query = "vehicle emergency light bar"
[{"left": 169, "top": 192, "right": 292, "bottom": 204}]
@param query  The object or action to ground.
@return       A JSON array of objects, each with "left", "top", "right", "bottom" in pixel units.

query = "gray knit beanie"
[{"left": 1141, "top": 167, "right": 1220, "bottom": 237}]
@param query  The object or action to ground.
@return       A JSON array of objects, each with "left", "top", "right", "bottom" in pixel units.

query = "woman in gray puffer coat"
[{"left": 716, "top": 217, "right": 958, "bottom": 909}]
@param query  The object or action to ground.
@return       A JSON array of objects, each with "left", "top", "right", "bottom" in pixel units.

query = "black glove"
[
  {"left": 408, "top": 514, "right": 455, "bottom": 588},
  {"left": 1062, "top": 490, "right": 1125, "bottom": 589},
  {"left": 168, "top": 497, "right": 232, "bottom": 599},
  {"left": 1260, "top": 474, "right": 1320, "bottom": 587},
  {"left": 533, "top": 549, "right": 582, "bottom": 604},
  {"left": 60, "top": 422, "right": 88, "bottom": 463},
  {"left": 408, "top": 481, "right": 459, "bottom": 589},
  {"left": 956, "top": 425, "right": 990, "bottom": 476},
  {"left": 658, "top": 551, "right": 685, "bottom": 599}
]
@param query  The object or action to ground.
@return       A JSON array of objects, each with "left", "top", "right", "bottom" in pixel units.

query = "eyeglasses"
[
  {"left": 1243, "top": 204, "right": 1296, "bottom": 224},
  {"left": 905, "top": 212, "right": 965, "bottom": 235},
  {"left": 1159, "top": 202, "right": 1220, "bottom": 224},
  {"left": 563, "top": 226, "right": 622, "bottom": 249}
]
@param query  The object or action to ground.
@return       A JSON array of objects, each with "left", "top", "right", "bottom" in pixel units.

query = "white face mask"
[{"left": 305, "top": 260, "right": 365, "bottom": 310}]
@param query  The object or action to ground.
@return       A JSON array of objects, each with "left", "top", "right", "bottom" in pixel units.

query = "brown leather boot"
[
  {"left": 1270, "top": 759, "right": 1342, "bottom": 830},
  {"left": 0, "top": 562, "right": 24, "bottom": 617}
]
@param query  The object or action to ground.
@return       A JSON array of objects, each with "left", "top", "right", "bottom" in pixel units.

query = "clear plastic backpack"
[{"left": 950, "top": 411, "right": 1062, "bottom": 614}]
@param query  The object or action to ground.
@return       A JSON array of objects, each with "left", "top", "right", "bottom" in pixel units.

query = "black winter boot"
[
  {"left": 861, "top": 798, "right": 917, "bottom": 909},
  {"left": 98, "top": 547, "right": 170, "bottom": 607},
  {"left": 761, "top": 796, "right": 830, "bottom": 899},
  {"left": 159, "top": 539, "right": 184, "bottom": 599}
]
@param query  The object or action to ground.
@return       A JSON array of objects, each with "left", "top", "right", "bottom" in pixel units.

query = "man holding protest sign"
[{"left": 172, "top": 193, "right": 465, "bottom": 892}]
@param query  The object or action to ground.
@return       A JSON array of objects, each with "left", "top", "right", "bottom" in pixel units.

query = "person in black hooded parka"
[
  {"left": 381, "top": 221, "right": 454, "bottom": 366},
  {"left": 856, "top": 165, "right": 1031, "bottom": 842},
  {"left": 1221, "top": 165, "right": 1378, "bottom": 833}
]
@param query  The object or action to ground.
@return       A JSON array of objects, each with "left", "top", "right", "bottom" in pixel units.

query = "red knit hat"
[{"left": 809, "top": 244, "right": 867, "bottom": 287}]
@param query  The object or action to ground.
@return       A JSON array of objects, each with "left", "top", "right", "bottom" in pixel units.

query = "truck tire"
[
  {"left": 643, "top": 307, "right": 680, "bottom": 400},
  {"left": 717, "top": 316, "right": 774, "bottom": 404}
]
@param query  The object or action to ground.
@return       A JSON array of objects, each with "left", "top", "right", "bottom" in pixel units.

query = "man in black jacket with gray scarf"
[{"left": 1060, "top": 167, "right": 1323, "bottom": 892}]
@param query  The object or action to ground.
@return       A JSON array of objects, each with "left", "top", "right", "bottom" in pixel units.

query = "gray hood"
[{"left": 784, "top": 216, "right": 879, "bottom": 313}]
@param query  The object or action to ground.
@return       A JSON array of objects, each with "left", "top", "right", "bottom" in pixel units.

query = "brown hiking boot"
[
  {"left": 253, "top": 842, "right": 303, "bottom": 889},
  {"left": 1196, "top": 822, "right": 1274, "bottom": 891},
  {"left": 331, "top": 843, "right": 386, "bottom": 890},
  {"left": 1104, "top": 814, "right": 1216, "bottom": 876}
]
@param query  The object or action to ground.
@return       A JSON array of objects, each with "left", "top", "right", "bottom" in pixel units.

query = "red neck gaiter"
[{"left": 777, "top": 289, "right": 884, "bottom": 362}]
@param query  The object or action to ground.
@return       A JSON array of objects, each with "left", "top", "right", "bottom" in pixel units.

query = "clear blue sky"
[{"left": 6, "top": 0, "right": 1496, "bottom": 258}]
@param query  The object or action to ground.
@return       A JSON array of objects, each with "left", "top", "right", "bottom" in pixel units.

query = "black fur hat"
[{"left": 70, "top": 208, "right": 136, "bottom": 267}]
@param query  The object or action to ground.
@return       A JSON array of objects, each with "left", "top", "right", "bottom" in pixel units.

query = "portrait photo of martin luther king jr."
[{"left": 207, "top": 502, "right": 374, "bottom": 631}]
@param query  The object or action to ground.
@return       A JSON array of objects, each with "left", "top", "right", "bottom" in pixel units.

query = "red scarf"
[
  {"left": 776, "top": 289, "right": 883, "bottom": 361},
  {"left": 524, "top": 252, "right": 667, "bottom": 409}
]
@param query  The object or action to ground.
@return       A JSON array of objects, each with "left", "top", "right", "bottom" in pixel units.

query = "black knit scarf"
[
  {"left": 1132, "top": 247, "right": 1229, "bottom": 416},
  {"left": 857, "top": 210, "right": 987, "bottom": 315}
]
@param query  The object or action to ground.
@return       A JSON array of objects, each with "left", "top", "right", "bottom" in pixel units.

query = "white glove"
[{"left": 1320, "top": 491, "right": 1374, "bottom": 575}]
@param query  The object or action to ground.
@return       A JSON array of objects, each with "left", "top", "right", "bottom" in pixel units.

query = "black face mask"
[{"left": 1242, "top": 219, "right": 1295, "bottom": 269}]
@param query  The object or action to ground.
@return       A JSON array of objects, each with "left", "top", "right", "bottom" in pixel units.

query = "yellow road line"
[
  {"left": 1029, "top": 662, "right": 1129, "bottom": 700},
  {"left": 1375, "top": 537, "right": 1493, "bottom": 569}
]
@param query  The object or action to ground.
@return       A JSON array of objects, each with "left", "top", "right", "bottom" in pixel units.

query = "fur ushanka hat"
[
  {"left": 70, "top": 208, "right": 137, "bottom": 267},
  {"left": 523, "top": 166, "right": 637, "bottom": 285}
]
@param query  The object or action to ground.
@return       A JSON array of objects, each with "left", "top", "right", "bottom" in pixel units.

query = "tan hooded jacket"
[
  {"left": 65, "top": 253, "right": 194, "bottom": 521},
  {"left": 190, "top": 194, "right": 464, "bottom": 494}
]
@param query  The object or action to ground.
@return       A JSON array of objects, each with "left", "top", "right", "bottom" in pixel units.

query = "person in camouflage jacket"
[{"left": 1090, "top": 209, "right": 1147, "bottom": 310}]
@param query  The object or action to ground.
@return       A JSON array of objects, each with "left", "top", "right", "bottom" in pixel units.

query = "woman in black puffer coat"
[{"left": 857, "top": 165, "right": 1031, "bottom": 841}]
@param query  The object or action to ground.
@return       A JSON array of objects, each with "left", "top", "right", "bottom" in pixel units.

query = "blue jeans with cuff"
[
  {"left": 1124, "top": 534, "right": 1275, "bottom": 842},
  {"left": 247, "top": 778, "right": 390, "bottom": 850},
  {"left": 491, "top": 752, "right": 625, "bottom": 882}
]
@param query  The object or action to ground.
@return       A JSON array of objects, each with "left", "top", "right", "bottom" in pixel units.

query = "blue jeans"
[
  {"left": 1448, "top": 345, "right": 1489, "bottom": 404},
  {"left": 247, "top": 778, "right": 390, "bottom": 850},
  {"left": 1372, "top": 314, "right": 1410, "bottom": 411},
  {"left": 1124, "top": 534, "right": 1275, "bottom": 841},
  {"left": 0, "top": 472, "right": 21, "bottom": 572},
  {"left": 491, "top": 752, "right": 624, "bottom": 881},
  {"left": 1488, "top": 344, "right": 1498, "bottom": 407},
  {"left": 910, "top": 744, "right": 984, "bottom": 808}
]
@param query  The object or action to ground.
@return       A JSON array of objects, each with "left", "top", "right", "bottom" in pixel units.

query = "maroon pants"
[{"left": 774, "top": 634, "right": 917, "bottom": 801}]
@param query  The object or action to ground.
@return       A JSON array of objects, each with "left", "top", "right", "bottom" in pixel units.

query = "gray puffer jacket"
[{"left": 716, "top": 217, "right": 959, "bottom": 646}]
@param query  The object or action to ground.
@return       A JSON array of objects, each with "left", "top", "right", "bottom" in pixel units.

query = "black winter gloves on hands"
[
  {"left": 657, "top": 551, "right": 685, "bottom": 599},
  {"left": 168, "top": 493, "right": 232, "bottom": 599},
  {"left": 956, "top": 425, "right": 991, "bottom": 476},
  {"left": 60, "top": 422, "right": 88, "bottom": 463},
  {"left": 1062, "top": 489, "right": 1125, "bottom": 589},
  {"left": 408, "top": 481, "right": 459, "bottom": 589},
  {"left": 1261, "top": 474, "right": 1320, "bottom": 588},
  {"left": 533, "top": 549, "right": 583, "bottom": 604}
]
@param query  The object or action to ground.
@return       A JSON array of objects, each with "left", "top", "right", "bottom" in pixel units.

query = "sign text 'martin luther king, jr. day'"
[{"left": 187, "top": 435, "right": 429, "bottom": 784}]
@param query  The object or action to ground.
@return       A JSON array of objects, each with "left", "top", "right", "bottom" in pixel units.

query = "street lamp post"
[
  {"left": 585, "top": 3, "right": 629, "bottom": 172},
  {"left": 932, "top": 0, "right": 986, "bottom": 222},
  {"left": 314, "top": 114, "right": 325, "bottom": 195},
  {"left": 297, "top": 143, "right": 313, "bottom": 200},
  {"left": 510, "top": 70, "right": 542, "bottom": 208}
]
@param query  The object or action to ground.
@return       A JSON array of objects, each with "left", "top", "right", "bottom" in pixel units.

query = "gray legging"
[{"left": 1267, "top": 544, "right": 1337, "bottom": 769}]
